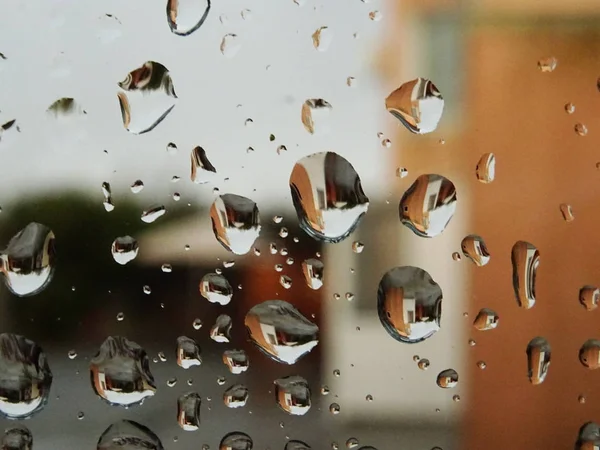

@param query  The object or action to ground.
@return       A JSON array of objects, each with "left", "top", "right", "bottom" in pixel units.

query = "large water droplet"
[
  {"left": 219, "top": 433, "right": 252, "bottom": 450},
  {"left": 302, "top": 258, "right": 324, "bottom": 290},
  {"left": 223, "top": 384, "right": 248, "bottom": 408},
  {"left": 177, "top": 336, "right": 202, "bottom": 369},
  {"left": 526, "top": 337, "right": 551, "bottom": 385},
  {"left": 377, "top": 266, "right": 442, "bottom": 344},
  {"left": 111, "top": 236, "right": 139, "bottom": 265},
  {"left": 461, "top": 235, "right": 490, "bottom": 266},
  {"left": 166, "top": 0, "right": 210, "bottom": 36},
  {"left": 141, "top": 205, "right": 166, "bottom": 223},
  {"left": 2, "top": 426, "right": 32, "bottom": 450},
  {"left": 117, "top": 61, "right": 177, "bottom": 134},
  {"left": 222, "top": 350, "right": 249, "bottom": 374},
  {"left": 301, "top": 99, "right": 332, "bottom": 135},
  {"left": 210, "top": 194, "right": 261, "bottom": 255},
  {"left": 436, "top": 369, "right": 458, "bottom": 388},
  {"left": 386, "top": 78, "right": 443, "bottom": 134},
  {"left": 245, "top": 300, "right": 319, "bottom": 364},
  {"left": 475, "top": 153, "right": 495, "bottom": 184},
  {"left": 399, "top": 174, "right": 457, "bottom": 238},
  {"left": 0, "top": 223, "right": 56, "bottom": 296},
  {"left": 90, "top": 336, "right": 156, "bottom": 407},
  {"left": 289, "top": 152, "right": 369, "bottom": 243},
  {"left": 511, "top": 241, "right": 539, "bottom": 309},
  {"left": 579, "top": 286, "right": 599, "bottom": 311},
  {"left": 210, "top": 315, "right": 232, "bottom": 343},
  {"left": 191, "top": 146, "right": 217, "bottom": 184},
  {"left": 285, "top": 441, "right": 311, "bottom": 450},
  {"left": 473, "top": 308, "right": 499, "bottom": 331},
  {"left": 200, "top": 273, "right": 232, "bottom": 305},
  {"left": 579, "top": 339, "right": 600, "bottom": 369},
  {"left": 274, "top": 376, "right": 311, "bottom": 415},
  {"left": 312, "top": 27, "right": 333, "bottom": 51},
  {"left": 97, "top": 420, "right": 163, "bottom": 450},
  {"left": 177, "top": 392, "right": 201, "bottom": 431},
  {"left": 575, "top": 422, "right": 600, "bottom": 450},
  {"left": 102, "top": 182, "right": 115, "bottom": 212},
  {"left": 220, "top": 34, "right": 241, "bottom": 58},
  {"left": 0, "top": 334, "right": 52, "bottom": 419}
]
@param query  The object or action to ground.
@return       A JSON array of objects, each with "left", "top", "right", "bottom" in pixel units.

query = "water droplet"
[
  {"left": 216, "top": 377, "right": 226, "bottom": 386},
  {"left": 172, "top": 176, "right": 181, "bottom": 183},
  {"left": 200, "top": 273, "right": 233, "bottom": 305},
  {"left": 191, "top": 146, "right": 217, "bottom": 184},
  {"left": 396, "top": 167, "right": 409, "bottom": 179},
  {"left": 280, "top": 248, "right": 289, "bottom": 256},
  {"left": 131, "top": 180, "right": 145, "bottom": 193},
  {"left": 1, "top": 223, "right": 56, "bottom": 296},
  {"left": 3, "top": 425, "right": 33, "bottom": 447},
  {"left": 346, "top": 438, "right": 359, "bottom": 449},
  {"left": 77, "top": 411, "right": 85, "bottom": 420},
  {"left": 177, "top": 392, "right": 201, "bottom": 431},
  {"left": 526, "top": 337, "right": 551, "bottom": 384},
  {"left": 167, "top": 377, "right": 177, "bottom": 387},
  {"left": 240, "top": 9, "right": 252, "bottom": 20},
  {"left": 285, "top": 441, "right": 311, "bottom": 450},
  {"left": 579, "top": 286, "right": 599, "bottom": 311},
  {"left": 97, "top": 420, "right": 163, "bottom": 450},
  {"left": 47, "top": 97, "right": 85, "bottom": 117},
  {"left": 381, "top": 138, "right": 391, "bottom": 148},
  {"left": 377, "top": 266, "right": 442, "bottom": 343},
  {"left": 576, "top": 422, "right": 600, "bottom": 449},
  {"left": 187, "top": 378, "right": 193, "bottom": 386},
  {"left": 473, "top": 308, "right": 499, "bottom": 331},
  {"left": 578, "top": 395, "right": 586, "bottom": 404},
  {"left": 345, "top": 292, "right": 354, "bottom": 301},
  {"left": 575, "top": 123, "right": 588, "bottom": 136},
  {"left": 286, "top": 257, "right": 294, "bottom": 265},
  {"left": 365, "top": 394, "right": 373, "bottom": 402},
  {"left": 347, "top": 76, "right": 356, "bottom": 87},
  {"left": 451, "top": 252, "right": 461, "bottom": 261},
  {"left": 559, "top": 203, "right": 574, "bottom": 222},
  {"left": 0, "top": 334, "right": 52, "bottom": 419},
  {"left": 537, "top": 56, "right": 557, "bottom": 72},
  {"left": 166, "top": 0, "right": 210, "bottom": 36},
  {"left": 116, "top": 312, "right": 125, "bottom": 321},
  {"left": 476, "top": 360, "right": 487, "bottom": 370},
  {"left": 302, "top": 258, "right": 324, "bottom": 290},
  {"left": 172, "top": 192, "right": 181, "bottom": 201},
  {"left": 245, "top": 300, "right": 319, "bottom": 364},
  {"left": 290, "top": 152, "right": 369, "bottom": 242},
  {"left": 220, "top": 34, "right": 241, "bottom": 58},
  {"left": 368, "top": 10, "right": 382, "bottom": 21},
  {"left": 329, "top": 403, "right": 340, "bottom": 415},
  {"left": 167, "top": 142, "right": 178, "bottom": 154},
  {"left": 274, "top": 376, "right": 311, "bottom": 415},
  {"left": 321, "top": 385, "right": 330, "bottom": 395},
  {"left": 399, "top": 174, "right": 457, "bottom": 237},
  {"left": 222, "top": 349, "right": 249, "bottom": 374},
  {"left": 412, "top": 355, "right": 420, "bottom": 362},
  {"left": 417, "top": 359, "right": 430, "bottom": 370},
  {"left": 579, "top": 339, "right": 600, "bottom": 369},
  {"left": 461, "top": 235, "right": 490, "bottom": 266},
  {"left": 312, "top": 26, "right": 333, "bottom": 52},
  {"left": 301, "top": 99, "right": 332, "bottom": 135},
  {"left": 276, "top": 145, "right": 287, "bottom": 155},
  {"left": 192, "top": 318, "right": 203, "bottom": 330},
  {"left": 219, "top": 433, "right": 252, "bottom": 450},
  {"left": 141, "top": 205, "right": 166, "bottom": 223},
  {"left": 386, "top": 78, "right": 444, "bottom": 134},
  {"left": 565, "top": 102, "right": 575, "bottom": 114},
  {"left": 468, "top": 339, "right": 476, "bottom": 346},
  {"left": 452, "top": 395, "right": 460, "bottom": 402},
  {"left": 273, "top": 215, "right": 283, "bottom": 224},
  {"left": 117, "top": 61, "right": 177, "bottom": 134},
  {"left": 161, "top": 263, "right": 172, "bottom": 273},
  {"left": 333, "top": 369, "right": 341, "bottom": 377},
  {"left": 90, "top": 336, "right": 155, "bottom": 407},
  {"left": 511, "top": 241, "right": 539, "bottom": 309},
  {"left": 210, "top": 315, "right": 232, "bottom": 343},
  {"left": 210, "top": 194, "right": 261, "bottom": 255},
  {"left": 177, "top": 336, "right": 202, "bottom": 369},
  {"left": 333, "top": 293, "right": 341, "bottom": 300},
  {"left": 475, "top": 153, "right": 495, "bottom": 184},
  {"left": 269, "top": 243, "right": 278, "bottom": 254},
  {"left": 223, "top": 384, "right": 249, "bottom": 408},
  {"left": 436, "top": 369, "right": 458, "bottom": 388},
  {"left": 111, "top": 236, "right": 139, "bottom": 266},
  {"left": 279, "top": 275, "right": 292, "bottom": 289},
  {"left": 143, "top": 285, "right": 152, "bottom": 295},
  {"left": 275, "top": 264, "right": 284, "bottom": 273},
  {"left": 68, "top": 349, "right": 78, "bottom": 360}
]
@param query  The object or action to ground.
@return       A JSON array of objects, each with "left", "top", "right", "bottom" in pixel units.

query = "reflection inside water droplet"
[
  {"left": 46, "top": 97, "right": 85, "bottom": 118},
  {"left": 576, "top": 422, "right": 600, "bottom": 450},
  {"left": 285, "top": 441, "right": 311, "bottom": 450},
  {"left": 312, "top": 26, "right": 333, "bottom": 52},
  {"left": 177, "top": 392, "right": 201, "bottom": 431},
  {"left": 526, "top": 337, "right": 551, "bottom": 385},
  {"left": 475, "top": 153, "right": 495, "bottom": 184},
  {"left": 220, "top": 34, "right": 241, "bottom": 57},
  {"left": 302, "top": 258, "right": 324, "bottom": 290},
  {"left": 111, "top": 236, "right": 138, "bottom": 265},
  {"left": 200, "top": 273, "right": 233, "bottom": 305},
  {"left": 473, "top": 308, "right": 499, "bottom": 331},
  {"left": 329, "top": 403, "right": 340, "bottom": 414},
  {"left": 301, "top": 99, "right": 332, "bottom": 135},
  {"left": 177, "top": 336, "right": 202, "bottom": 369},
  {"left": 537, "top": 56, "right": 557, "bottom": 73},
  {"left": 219, "top": 433, "right": 252, "bottom": 450},
  {"left": 386, "top": 78, "right": 443, "bottom": 134},
  {"left": 166, "top": 0, "right": 210, "bottom": 36},
  {"left": 579, "top": 339, "right": 600, "bottom": 369},
  {"left": 141, "top": 205, "right": 166, "bottom": 223},
  {"left": 559, "top": 203, "right": 574, "bottom": 222},
  {"left": 210, "top": 315, "right": 232, "bottom": 343},
  {"left": 511, "top": 241, "right": 539, "bottom": 309},
  {"left": 461, "top": 235, "right": 490, "bottom": 267},
  {"left": 222, "top": 350, "right": 249, "bottom": 374},
  {"left": 2, "top": 426, "right": 32, "bottom": 450},
  {"left": 274, "top": 376, "right": 311, "bottom": 415},
  {"left": 417, "top": 358, "right": 430, "bottom": 370},
  {"left": 210, "top": 194, "right": 261, "bottom": 255},
  {"left": 436, "top": 369, "right": 458, "bottom": 388},
  {"left": 191, "top": 146, "right": 217, "bottom": 184},
  {"left": 579, "top": 286, "right": 599, "bottom": 311},
  {"left": 575, "top": 123, "right": 588, "bottom": 136},
  {"left": 97, "top": 420, "right": 164, "bottom": 450},
  {"left": 223, "top": 384, "right": 248, "bottom": 408}
]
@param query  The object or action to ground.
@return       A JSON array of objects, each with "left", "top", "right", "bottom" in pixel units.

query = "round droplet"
[
  {"left": 452, "top": 395, "right": 460, "bottom": 402},
  {"left": 346, "top": 438, "right": 359, "bottom": 449},
  {"left": 377, "top": 266, "right": 442, "bottom": 343},
  {"left": 274, "top": 376, "right": 311, "bottom": 415},
  {"left": 576, "top": 422, "right": 600, "bottom": 450},
  {"left": 97, "top": 420, "right": 163, "bottom": 450},
  {"left": 451, "top": 252, "right": 461, "bottom": 261},
  {"left": 131, "top": 180, "right": 145, "bottom": 193},
  {"left": 579, "top": 286, "right": 599, "bottom": 311},
  {"left": 559, "top": 203, "right": 574, "bottom": 222},
  {"left": 117, "top": 61, "right": 177, "bottom": 135},
  {"left": 473, "top": 308, "right": 499, "bottom": 331},
  {"left": 366, "top": 394, "right": 373, "bottom": 402},
  {"left": 245, "top": 300, "right": 319, "bottom": 364},
  {"left": 461, "top": 235, "right": 490, "bottom": 266},
  {"left": 396, "top": 167, "right": 408, "bottom": 178},
  {"left": 381, "top": 138, "right": 391, "bottom": 148},
  {"left": 575, "top": 123, "right": 588, "bottom": 136},
  {"left": 333, "top": 369, "right": 341, "bottom": 377},
  {"left": 177, "top": 392, "right": 201, "bottom": 431},
  {"left": 417, "top": 359, "right": 430, "bottom": 370},
  {"left": 511, "top": 241, "right": 539, "bottom": 309},
  {"left": 0, "top": 334, "right": 52, "bottom": 419},
  {"left": 217, "top": 377, "right": 226, "bottom": 386},
  {"left": 222, "top": 349, "right": 249, "bottom": 374},
  {"left": 68, "top": 349, "right": 78, "bottom": 360},
  {"left": 302, "top": 258, "right": 324, "bottom": 290},
  {"left": 329, "top": 403, "right": 340, "bottom": 415},
  {"left": 116, "top": 312, "right": 125, "bottom": 321},
  {"left": 579, "top": 339, "right": 600, "bottom": 369},
  {"left": 290, "top": 152, "right": 369, "bottom": 242},
  {"left": 279, "top": 227, "right": 289, "bottom": 238},
  {"left": 468, "top": 339, "right": 476, "bottom": 347},
  {"left": 220, "top": 34, "right": 241, "bottom": 58},
  {"left": 273, "top": 215, "right": 283, "bottom": 224},
  {"left": 345, "top": 292, "right": 354, "bottom": 301},
  {"left": 166, "top": 0, "right": 210, "bottom": 36},
  {"left": 210, "top": 194, "right": 261, "bottom": 255},
  {"left": 173, "top": 192, "right": 181, "bottom": 201},
  {"left": 143, "top": 285, "right": 151, "bottom": 295},
  {"left": 167, "top": 142, "right": 178, "bottom": 154},
  {"left": 167, "top": 378, "right": 177, "bottom": 387},
  {"left": 399, "top": 175, "right": 457, "bottom": 237},
  {"left": 578, "top": 395, "right": 586, "bottom": 404},
  {"left": 321, "top": 385, "right": 330, "bottom": 395},
  {"left": 279, "top": 275, "right": 292, "bottom": 289},
  {"left": 77, "top": 411, "right": 85, "bottom": 420},
  {"left": 219, "top": 433, "right": 252, "bottom": 450},
  {"left": 223, "top": 384, "right": 249, "bottom": 408},
  {"left": 369, "top": 10, "right": 382, "bottom": 21},
  {"left": 347, "top": 77, "right": 356, "bottom": 87},
  {"left": 301, "top": 99, "right": 332, "bottom": 135},
  {"left": 312, "top": 26, "right": 333, "bottom": 52},
  {"left": 476, "top": 360, "right": 487, "bottom": 370},
  {"left": 285, "top": 441, "right": 311, "bottom": 450},
  {"left": 200, "top": 273, "right": 233, "bottom": 305},
  {"left": 277, "top": 145, "right": 287, "bottom": 155},
  {"left": 161, "top": 263, "right": 172, "bottom": 273},
  {"left": 2, "top": 425, "right": 32, "bottom": 449},
  {"left": 275, "top": 264, "right": 284, "bottom": 273},
  {"left": 1, "top": 223, "right": 56, "bottom": 296},
  {"left": 537, "top": 56, "right": 557, "bottom": 72},
  {"left": 177, "top": 336, "right": 202, "bottom": 369},
  {"left": 352, "top": 241, "right": 364, "bottom": 253},
  {"left": 386, "top": 78, "right": 443, "bottom": 134},
  {"left": 565, "top": 102, "right": 575, "bottom": 114},
  {"left": 436, "top": 369, "right": 458, "bottom": 388},
  {"left": 141, "top": 205, "right": 166, "bottom": 223},
  {"left": 475, "top": 153, "right": 495, "bottom": 184},
  {"left": 526, "top": 337, "right": 551, "bottom": 384},
  {"left": 90, "top": 336, "right": 156, "bottom": 407},
  {"left": 210, "top": 315, "right": 232, "bottom": 343}
]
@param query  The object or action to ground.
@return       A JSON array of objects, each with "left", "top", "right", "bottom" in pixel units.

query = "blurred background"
[{"left": 1, "top": 0, "right": 600, "bottom": 449}]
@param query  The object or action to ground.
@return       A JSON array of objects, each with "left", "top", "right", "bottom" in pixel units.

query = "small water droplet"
[
  {"left": 200, "top": 273, "right": 233, "bottom": 305},
  {"left": 565, "top": 103, "right": 575, "bottom": 114},
  {"left": 223, "top": 384, "right": 249, "bottom": 408},
  {"left": 345, "top": 292, "right": 354, "bottom": 301},
  {"left": 461, "top": 235, "right": 490, "bottom": 266},
  {"left": 210, "top": 315, "right": 232, "bottom": 343},
  {"left": 368, "top": 10, "right": 382, "bottom": 21},
  {"left": 412, "top": 355, "right": 420, "bottom": 362},
  {"left": 98, "top": 421, "right": 163, "bottom": 450},
  {"left": 579, "top": 339, "right": 600, "bottom": 369},
  {"left": 386, "top": 78, "right": 443, "bottom": 134},
  {"left": 302, "top": 258, "right": 324, "bottom": 290},
  {"left": 468, "top": 339, "right": 476, "bottom": 347},
  {"left": 559, "top": 203, "right": 575, "bottom": 222},
  {"left": 575, "top": 123, "right": 588, "bottom": 136},
  {"left": 275, "top": 264, "right": 284, "bottom": 273},
  {"left": 143, "top": 285, "right": 151, "bottom": 295},
  {"left": 301, "top": 99, "right": 332, "bottom": 135},
  {"left": 537, "top": 56, "right": 557, "bottom": 73},
  {"left": 210, "top": 194, "right": 261, "bottom": 255},
  {"left": 452, "top": 252, "right": 461, "bottom": 261},
  {"left": 476, "top": 360, "right": 487, "bottom": 370},
  {"left": 161, "top": 263, "right": 172, "bottom": 273},
  {"left": 167, "top": 142, "right": 178, "bottom": 154},
  {"left": 177, "top": 336, "right": 202, "bottom": 369},
  {"left": 274, "top": 376, "right": 311, "bottom": 415},
  {"left": 526, "top": 337, "right": 551, "bottom": 384},
  {"left": 381, "top": 138, "right": 391, "bottom": 148},
  {"left": 241, "top": 9, "right": 252, "bottom": 20},
  {"left": 578, "top": 395, "right": 586, "bottom": 404},
  {"left": 511, "top": 241, "right": 539, "bottom": 309},
  {"left": 436, "top": 369, "right": 458, "bottom": 388},
  {"left": 475, "top": 153, "right": 495, "bottom": 183},
  {"left": 579, "top": 286, "right": 599, "bottom": 311},
  {"left": 417, "top": 359, "right": 430, "bottom": 370},
  {"left": 77, "top": 411, "right": 85, "bottom": 420},
  {"left": 352, "top": 241, "right": 364, "bottom": 253},
  {"left": 68, "top": 349, "right": 77, "bottom": 360},
  {"left": 286, "top": 257, "right": 294, "bottom": 265},
  {"left": 158, "top": 351, "right": 167, "bottom": 362},
  {"left": 172, "top": 176, "right": 181, "bottom": 183},
  {"left": 277, "top": 145, "right": 287, "bottom": 155},
  {"left": 473, "top": 308, "right": 499, "bottom": 331},
  {"left": 333, "top": 369, "right": 341, "bottom": 377},
  {"left": 346, "top": 438, "right": 359, "bottom": 449},
  {"left": 131, "top": 180, "right": 145, "bottom": 193},
  {"left": 365, "top": 394, "right": 373, "bottom": 402},
  {"left": 220, "top": 34, "right": 241, "bottom": 58},
  {"left": 280, "top": 248, "right": 289, "bottom": 256},
  {"left": 280, "top": 275, "right": 292, "bottom": 289},
  {"left": 312, "top": 26, "right": 333, "bottom": 52},
  {"left": 452, "top": 395, "right": 460, "bottom": 402},
  {"left": 329, "top": 403, "right": 340, "bottom": 415},
  {"left": 116, "top": 312, "right": 125, "bottom": 321},
  {"left": 191, "top": 146, "right": 217, "bottom": 184},
  {"left": 223, "top": 349, "right": 249, "bottom": 374},
  {"left": 396, "top": 167, "right": 408, "bottom": 178},
  {"left": 321, "top": 385, "right": 330, "bottom": 395},
  {"left": 166, "top": 0, "right": 210, "bottom": 36},
  {"left": 217, "top": 377, "right": 226, "bottom": 386},
  {"left": 141, "top": 205, "right": 166, "bottom": 223},
  {"left": 347, "top": 76, "right": 357, "bottom": 87},
  {"left": 192, "top": 318, "right": 203, "bottom": 330},
  {"left": 273, "top": 215, "right": 283, "bottom": 224}
]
